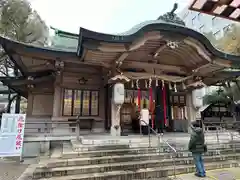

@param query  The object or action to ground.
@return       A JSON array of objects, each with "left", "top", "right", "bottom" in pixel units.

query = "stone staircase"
[{"left": 28, "top": 139, "right": 240, "bottom": 180}]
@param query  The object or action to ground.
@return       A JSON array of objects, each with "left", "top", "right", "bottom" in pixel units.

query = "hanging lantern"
[
  {"left": 174, "top": 83, "right": 177, "bottom": 92},
  {"left": 169, "top": 82, "right": 172, "bottom": 90}
]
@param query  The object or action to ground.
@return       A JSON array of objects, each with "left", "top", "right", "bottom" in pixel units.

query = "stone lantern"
[{"left": 108, "top": 74, "right": 130, "bottom": 136}]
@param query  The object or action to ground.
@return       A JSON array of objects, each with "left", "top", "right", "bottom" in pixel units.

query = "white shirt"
[{"left": 140, "top": 108, "right": 149, "bottom": 125}]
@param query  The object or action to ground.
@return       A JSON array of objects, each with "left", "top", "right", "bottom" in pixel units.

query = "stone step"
[
  {"left": 77, "top": 132, "right": 239, "bottom": 146},
  {"left": 135, "top": 179, "right": 171, "bottom": 180},
  {"left": 39, "top": 149, "right": 239, "bottom": 168},
  {"left": 74, "top": 144, "right": 130, "bottom": 151},
  {"left": 35, "top": 160, "right": 239, "bottom": 180},
  {"left": 34, "top": 154, "right": 240, "bottom": 178},
  {"left": 62, "top": 144, "right": 240, "bottom": 158},
  {"left": 71, "top": 139, "right": 240, "bottom": 152},
  {"left": 50, "top": 147, "right": 62, "bottom": 159}
]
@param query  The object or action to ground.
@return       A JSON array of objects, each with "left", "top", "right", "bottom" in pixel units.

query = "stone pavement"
[
  {"left": 0, "top": 161, "right": 27, "bottom": 180},
  {"left": 0, "top": 157, "right": 38, "bottom": 180},
  {"left": 170, "top": 167, "right": 240, "bottom": 180}
]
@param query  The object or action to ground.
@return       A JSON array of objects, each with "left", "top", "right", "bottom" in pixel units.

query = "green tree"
[
  {"left": 0, "top": 0, "right": 49, "bottom": 77},
  {"left": 0, "top": 0, "right": 49, "bottom": 113},
  {"left": 203, "top": 24, "right": 240, "bottom": 106},
  {"left": 0, "top": 0, "right": 49, "bottom": 45},
  {"left": 203, "top": 88, "right": 232, "bottom": 105},
  {"left": 216, "top": 24, "right": 240, "bottom": 55}
]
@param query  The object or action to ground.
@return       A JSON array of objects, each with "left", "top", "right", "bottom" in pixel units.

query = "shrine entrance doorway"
[
  {"left": 120, "top": 103, "right": 136, "bottom": 134},
  {"left": 120, "top": 89, "right": 152, "bottom": 134}
]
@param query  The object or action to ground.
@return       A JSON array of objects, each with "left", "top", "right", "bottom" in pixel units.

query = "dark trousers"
[
  {"left": 193, "top": 153, "right": 206, "bottom": 177},
  {"left": 141, "top": 125, "right": 149, "bottom": 135},
  {"left": 156, "top": 127, "right": 164, "bottom": 133},
  {"left": 132, "top": 118, "right": 140, "bottom": 133}
]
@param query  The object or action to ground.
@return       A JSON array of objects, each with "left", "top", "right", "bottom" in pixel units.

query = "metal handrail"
[
  {"left": 139, "top": 120, "right": 177, "bottom": 151},
  {"left": 203, "top": 121, "right": 240, "bottom": 144},
  {"left": 140, "top": 119, "right": 177, "bottom": 178},
  {"left": 139, "top": 120, "right": 158, "bottom": 148}
]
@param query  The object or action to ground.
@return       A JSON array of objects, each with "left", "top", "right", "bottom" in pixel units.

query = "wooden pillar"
[
  {"left": 104, "top": 84, "right": 110, "bottom": 130},
  {"left": 52, "top": 73, "right": 62, "bottom": 119},
  {"left": 14, "top": 66, "right": 21, "bottom": 113},
  {"left": 15, "top": 95, "right": 21, "bottom": 113},
  {"left": 27, "top": 93, "right": 33, "bottom": 116},
  {"left": 52, "top": 85, "right": 61, "bottom": 118},
  {"left": 186, "top": 91, "right": 197, "bottom": 132}
]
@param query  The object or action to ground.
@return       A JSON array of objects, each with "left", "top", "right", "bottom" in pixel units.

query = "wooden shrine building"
[{"left": 0, "top": 8, "right": 240, "bottom": 135}]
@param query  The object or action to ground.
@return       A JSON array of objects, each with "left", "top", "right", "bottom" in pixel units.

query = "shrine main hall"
[{"left": 0, "top": 11, "right": 239, "bottom": 136}]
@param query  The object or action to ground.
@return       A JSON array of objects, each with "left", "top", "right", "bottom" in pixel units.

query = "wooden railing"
[
  {"left": 24, "top": 121, "right": 78, "bottom": 136},
  {"left": 24, "top": 116, "right": 96, "bottom": 137}
]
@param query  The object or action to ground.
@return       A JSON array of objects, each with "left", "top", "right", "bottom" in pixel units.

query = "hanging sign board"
[{"left": 0, "top": 113, "right": 26, "bottom": 157}]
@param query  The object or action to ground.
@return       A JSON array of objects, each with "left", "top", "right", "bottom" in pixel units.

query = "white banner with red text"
[{"left": 0, "top": 113, "right": 26, "bottom": 157}]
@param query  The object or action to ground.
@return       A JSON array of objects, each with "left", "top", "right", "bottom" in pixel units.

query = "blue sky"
[{"left": 31, "top": 0, "right": 191, "bottom": 34}]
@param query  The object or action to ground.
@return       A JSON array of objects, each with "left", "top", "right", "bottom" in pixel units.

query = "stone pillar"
[
  {"left": 186, "top": 92, "right": 197, "bottom": 133},
  {"left": 110, "top": 99, "right": 121, "bottom": 136},
  {"left": 52, "top": 85, "right": 61, "bottom": 118}
]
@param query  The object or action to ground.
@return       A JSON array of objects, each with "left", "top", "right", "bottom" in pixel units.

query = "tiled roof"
[{"left": 50, "top": 27, "right": 78, "bottom": 51}]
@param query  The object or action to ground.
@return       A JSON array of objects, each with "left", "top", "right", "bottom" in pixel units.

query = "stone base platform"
[{"left": 72, "top": 131, "right": 240, "bottom": 151}]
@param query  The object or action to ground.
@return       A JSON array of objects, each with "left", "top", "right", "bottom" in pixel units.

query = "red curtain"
[
  {"left": 137, "top": 89, "right": 141, "bottom": 112},
  {"left": 149, "top": 87, "right": 153, "bottom": 128}
]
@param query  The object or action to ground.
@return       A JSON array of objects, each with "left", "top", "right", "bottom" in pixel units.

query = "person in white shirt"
[{"left": 140, "top": 103, "right": 150, "bottom": 135}]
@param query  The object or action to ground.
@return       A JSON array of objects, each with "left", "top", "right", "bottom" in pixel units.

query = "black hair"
[
  {"left": 191, "top": 121, "right": 200, "bottom": 128},
  {"left": 142, "top": 99, "right": 147, "bottom": 109},
  {"left": 143, "top": 103, "right": 147, "bottom": 109}
]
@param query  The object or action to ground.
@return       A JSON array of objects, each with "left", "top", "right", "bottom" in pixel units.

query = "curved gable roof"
[{"left": 77, "top": 20, "right": 240, "bottom": 65}]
